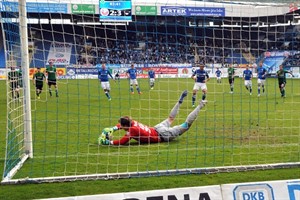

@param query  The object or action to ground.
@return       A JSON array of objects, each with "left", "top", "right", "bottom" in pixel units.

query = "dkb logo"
[
  {"left": 233, "top": 184, "right": 274, "bottom": 200},
  {"left": 288, "top": 181, "right": 300, "bottom": 200}
]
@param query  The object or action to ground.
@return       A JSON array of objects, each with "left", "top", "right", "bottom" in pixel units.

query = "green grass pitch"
[
  {"left": 2, "top": 77, "right": 300, "bottom": 179},
  {"left": 0, "top": 77, "right": 299, "bottom": 199}
]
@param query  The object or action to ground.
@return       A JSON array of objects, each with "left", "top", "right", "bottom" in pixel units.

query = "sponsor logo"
[
  {"left": 122, "top": 192, "right": 211, "bottom": 200},
  {"left": 288, "top": 181, "right": 300, "bottom": 200},
  {"left": 72, "top": 4, "right": 78, "bottom": 10},
  {"left": 100, "top": 8, "right": 109, "bottom": 16},
  {"left": 55, "top": 53, "right": 64, "bottom": 58},
  {"left": 136, "top": 6, "right": 141, "bottom": 12},
  {"left": 67, "top": 69, "right": 75, "bottom": 76},
  {"left": 162, "top": 7, "right": 187, "bottom": 16},
  {"left": 182, "top": 68, "right": 189, "bottom": 74},
  {"left": 233, "top": 184, "right": 274, "bottom": 200}
]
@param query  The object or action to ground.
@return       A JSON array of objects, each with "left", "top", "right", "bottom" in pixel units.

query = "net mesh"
[{"left": 1, "top": 0, "right": 300, "bottom": 183}]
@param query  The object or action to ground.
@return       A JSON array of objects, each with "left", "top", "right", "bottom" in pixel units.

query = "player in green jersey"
[
  {"left": 8, "top": 66, "right": 21, "bottom": 101},
  {"left": 45, "top": 61, "right": 59, "bottom": 97},
  {"left": 276, "top": 65, "right": 294, "bottom": 98},
  {"left": 33, "top": 67, "right": 46, "bottom": 99},
  {"left": 228, "top": 65, "right": 235, "bottom": 93}
]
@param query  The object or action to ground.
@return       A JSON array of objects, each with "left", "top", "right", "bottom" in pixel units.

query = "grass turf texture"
[{"left": 0, "top": 77, "right": 299, "bottom": 199}]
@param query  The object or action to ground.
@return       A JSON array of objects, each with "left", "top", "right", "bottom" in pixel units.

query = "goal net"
[{"left": 1, "top": 0, "right": 300, "bottom": 184}]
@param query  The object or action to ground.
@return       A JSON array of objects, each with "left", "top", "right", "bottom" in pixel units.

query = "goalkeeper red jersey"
[{"left": 112, "top": 120, "right": 161, "bottom": 145}]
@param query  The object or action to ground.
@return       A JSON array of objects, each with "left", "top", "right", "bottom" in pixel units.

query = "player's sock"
[
  {"left": 169, "top": 103, "right": 180, "bottom": 119},
  {"left": 36, "top": 92, "right": 39, "bottom": 97},
  {"left": 49, "top": 89, "right": 52, "bottom": 96},
  {"left": 245, "top": 86, "right": 248, "bottom": 91},
  {"left": 137, "top": 87, "right": 141, "bottom": 93},
  {"left": 178, "top": 90, "right": 187, "bottom": 104},
  {"left": 282, "top": 89, "right": 285, "bottom": 97},
  {"left": 262, "top": 86, "right": 265, "bottom": 93},
  {"left": 192, "top": 94, "right": 196, "bottom": 105},
  {"left": 258, "top": 87, "right": 261, "bottom": 94},
  {"left": 130, "top": 86, "right": 133, "bottom": 93},
  {"left": 202, "top": 93, "right": 206, "bottom": 100},
  {"left": 107, "top": 93, "right": 111, "bottom": 100},
  {"left": 169, "top": 91, "right": 187, "bottom": 117},
  {"left": 250, "top": 88, "right": 252, "bottom": 94},
  {"left": 185, "top": 100, "right": 207, "bottom": 126},
  {"left": 105, "top": 92, "right": 109, "bottom": 98},
  {"left": 55, "top": 89, "right": 58, "bottom": 97}
]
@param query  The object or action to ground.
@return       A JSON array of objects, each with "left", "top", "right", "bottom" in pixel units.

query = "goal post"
[
  {"left": 2, "top": 0, "right": 32, "bottom": 181},
  {"left": 19, "top": 0, "right": 33, "bottom": 159},
  {"left": 1, "top": 0, "right": 300, "bottom": 184}
]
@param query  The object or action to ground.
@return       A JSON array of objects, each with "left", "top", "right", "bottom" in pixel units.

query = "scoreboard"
[{"left": 99, "top": 0, "right": 132, "bottom": 22}]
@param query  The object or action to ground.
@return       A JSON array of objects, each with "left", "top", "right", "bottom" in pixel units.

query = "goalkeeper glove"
[
  {"left": 102, "top": 127, "right": 114, "bottom": 137},
  {"left": 98, "top": 136, "right": 110, "bottom": 145}
]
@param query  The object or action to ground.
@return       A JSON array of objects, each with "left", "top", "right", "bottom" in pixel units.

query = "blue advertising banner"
[
  {"left": 67, "top": 68, "right": 99, "bottom": 75},
  {"left": 161, "top": 6, "right": 225, "bottom": 17},
  {"left": 262, "top": 56, "right": 285, "bottom": 74},
  {"left": 0, "top": 2, "right": 68, "bottom": 13},
  {"left": 99, "top": 0, "right": 132, "bottom": 21}
]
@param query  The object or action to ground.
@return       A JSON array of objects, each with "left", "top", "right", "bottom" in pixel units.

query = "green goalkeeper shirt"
[
  {"left": 34, "top": 71, "right": 46, "bottom": 86},
  {"left": 46, "top": 66, "right": 57, "bottom": 80},
  {"left": 277, "top": 69, "right": 288, "bottom": 83},
  {"left": 228, "top": 67, "right": 235, "bottom": 79}
]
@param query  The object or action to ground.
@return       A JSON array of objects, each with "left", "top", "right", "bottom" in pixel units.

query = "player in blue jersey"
[
  {"left": 148, "top": 68, "right": 155, "bottom": 90},
  {"left": 98, "top": 63, "right": 114, "bottom": 100},
  {"left": 257, "top": 62, "right": 267, "bottom": 97},
  {"left": 127, "top": 64, "right": 142, "bottom": 94},
  {"left": 243, "top": 67, "right": 253, "bottom": 95},
  {"left": 215, "top": 68, "right": 222, "bottom": 84},
  {"left": 191, "top": 64, "right": 210, "bottom": 107}
]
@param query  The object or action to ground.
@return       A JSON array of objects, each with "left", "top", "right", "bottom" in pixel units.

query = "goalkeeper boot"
[{"left": 179, "top": 90, "right": 188, "bottom": 104}]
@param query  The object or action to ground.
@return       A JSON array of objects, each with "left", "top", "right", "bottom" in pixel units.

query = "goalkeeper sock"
[
  {"left": 185, "top": 100, "right": 206, "bottom": 126},
  {"left": 169, "top": 102, "right": 180, "bottom": 119},
  {"left": 202, "top": 93, "right": 206, "bottom": 100}
]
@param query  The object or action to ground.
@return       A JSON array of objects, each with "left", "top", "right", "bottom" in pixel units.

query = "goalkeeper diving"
[{"left": 99, "top": 90, "right": 207, "bottom": 145}]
